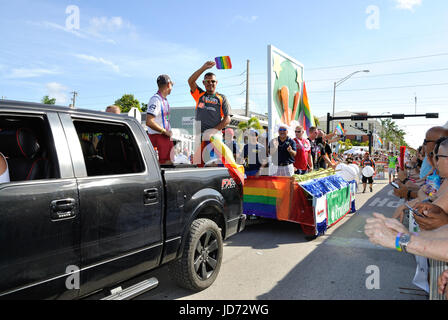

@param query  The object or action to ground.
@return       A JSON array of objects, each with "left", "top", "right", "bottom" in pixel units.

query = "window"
[
  {"left": 0, "top": 114, "right": 60, "bottom": 183},
  {"left": 73, "top": 119, "right": 144, "bottom": 177}
]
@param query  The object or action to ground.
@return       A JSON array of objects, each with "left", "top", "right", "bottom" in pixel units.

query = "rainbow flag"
[
  {"left": 377, "top": 137, "right": 383, "bottom": 146},
  {"left": 209, "top": 136, "right": 245, "bottom": 185},
  {"left": 215, "top": 56, "right": 232, "bottom": 70},
  {"left": 298, "top": 82, "right": 315, "bottom": 135},
  {"left": 335, "top": 122, "right": 345, "bottom": 135},
  {"left": 243, "top": 176, "right": 293, "bottom": 220}
]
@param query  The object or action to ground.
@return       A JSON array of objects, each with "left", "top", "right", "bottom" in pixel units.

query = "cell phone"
[
  {"left": 404, "top": 203, "right": 425, "bottom": 218},
  {"left": 391, "top": 182, "right": 400, "bottom": 189}
]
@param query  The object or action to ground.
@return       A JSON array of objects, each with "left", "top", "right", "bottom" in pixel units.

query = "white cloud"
[
  {"left": 89, "top": 16, "right": 125, "bottom": 33},
  {"left": 46, "top": 82, "right": 68, "bottom": 104},
  {"left": 74, "top": 54, "right": 120, "bottom": 73},
  {"left": 6, "top": 68, "right": 59, "bottom": 79},
  {"left": 233, "top": 15, "right": 258, "bottom": 24},
  {"left": 394, "top": 0, "right": 422, "bottom": 11}
]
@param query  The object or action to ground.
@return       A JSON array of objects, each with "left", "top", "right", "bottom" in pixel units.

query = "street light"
[{"left": 331, "top": 70, "right": 370, "bottom": 131}]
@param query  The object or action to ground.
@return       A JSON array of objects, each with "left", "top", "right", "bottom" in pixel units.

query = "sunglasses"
[
  {"left": 295, "top": 130, "right": 303, "bottom": 133},
  {"left": 279, "top": 128, "right": 287, "bottom": 132},
  {"left": 423, "top": 139, "right": 437, "bottom": 145},
  {"left": 436, "top": 154, "right": 448, "bottom": 161}
]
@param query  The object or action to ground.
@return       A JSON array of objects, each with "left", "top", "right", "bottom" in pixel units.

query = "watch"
[{"left": 399, "top": 233, "right": 411, "bottom": 253}]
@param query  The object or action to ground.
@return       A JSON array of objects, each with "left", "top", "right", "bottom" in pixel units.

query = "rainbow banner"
[
  {"left": 243, "top": 176, "right": 293, "bottom": 220},
  {"left": 298, "top": 82, "right": 315, "bottom": 135},
  {"left": 335, "top": 122, "right": 345, "bottom": 135},
  {"left": 209, "top": 136, "right": 245, "bottom": 185},
  {"left": 215, "top": 56, "right": 232, "bottom": 70}
]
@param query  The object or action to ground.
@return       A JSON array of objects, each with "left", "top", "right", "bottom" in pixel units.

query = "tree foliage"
[
  {"left": 114, "top": 94, "right": 142, "bottom": 113},
  {"left": 237, "top": 117, "right": 263, "bottom": 131},
  {"left": 379, "top": 119, "right": 408, "bottom": 149},
  {"left": 41, "top": 95, "right": 56, "bottom": 105}
]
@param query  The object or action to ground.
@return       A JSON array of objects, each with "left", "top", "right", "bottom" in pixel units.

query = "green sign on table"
[{"left": 326, "top": 186, "right": 351, "bottom": 226}]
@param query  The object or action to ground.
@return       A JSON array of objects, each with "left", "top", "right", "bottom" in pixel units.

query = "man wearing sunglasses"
[
  {"left": 188, "top": 61, "right": 231, "bottom": 165},
  {"left": 293, "top": 125, "right": 311, "bottom": 174},
  {"left": 393, "top": 127, "right": 448, "bottom": 222},
  {"left": 270, "top": 124, "right": 297, "bottom": 176}
]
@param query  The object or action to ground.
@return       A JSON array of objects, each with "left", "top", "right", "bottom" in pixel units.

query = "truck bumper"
[{"left": 237, "top": 214, "right": 246, "bottom": 233}]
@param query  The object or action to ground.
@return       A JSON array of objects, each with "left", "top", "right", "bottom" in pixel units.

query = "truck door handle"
[
  {"left": 50, "top": 198, "right": 77, "bottom": 221},
  {"left": 144, "top": 188, "right": 159, "bottom": 205}
]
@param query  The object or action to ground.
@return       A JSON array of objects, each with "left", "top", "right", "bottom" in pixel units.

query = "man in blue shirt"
[{"left": 270, "top": 124, "right": 297, "bottom": 176}]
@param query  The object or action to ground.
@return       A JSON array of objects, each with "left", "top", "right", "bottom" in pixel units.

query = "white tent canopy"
[{"left": 343, "top": 147, "right": 366, "bottom": 156}]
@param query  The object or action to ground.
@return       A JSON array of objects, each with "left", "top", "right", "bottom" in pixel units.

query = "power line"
[
  {"left": 306, "top": 53, "right": 448, "bottom": 71},
  {"left": 310, "top": 82, "right": 448, "bottom": 94}
]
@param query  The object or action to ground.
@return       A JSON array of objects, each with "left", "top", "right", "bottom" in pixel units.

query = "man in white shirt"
[
  {"left": 146, "top": 75, "right": 174, "bottom": 165},
  {"left": 0, "top": 152, "right": 10, "bottom": 183}
]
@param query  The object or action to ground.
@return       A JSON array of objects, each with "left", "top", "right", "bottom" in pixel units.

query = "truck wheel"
[{"left": 169, "top": 218, "right": 223, "bottom": 291}]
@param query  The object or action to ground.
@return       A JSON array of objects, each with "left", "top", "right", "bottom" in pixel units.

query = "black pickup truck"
[{"left": 0, "top": 100, "right": 245, "bottom": 299}]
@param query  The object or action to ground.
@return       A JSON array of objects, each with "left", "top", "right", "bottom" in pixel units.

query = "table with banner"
[{"left": 243, "top": 169, "right": 356, "bottom": 237}]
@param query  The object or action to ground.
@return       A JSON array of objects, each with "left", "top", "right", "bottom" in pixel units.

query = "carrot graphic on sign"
[{"left": 279, "top": 86, "right": 290, "bottom": 125}]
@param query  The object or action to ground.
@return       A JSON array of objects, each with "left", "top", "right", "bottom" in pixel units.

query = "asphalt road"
[{"left": 135, "top": 178, "right": 428, "bottom": 300}]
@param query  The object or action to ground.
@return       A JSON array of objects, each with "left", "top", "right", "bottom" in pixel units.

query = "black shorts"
[{"left": 362, "top": 175, "right": 373, "bottom": 184}]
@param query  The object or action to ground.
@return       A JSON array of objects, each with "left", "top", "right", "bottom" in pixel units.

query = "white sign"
[
  {"left": 128, "top": 107, "right": 141, "bottom": 122},
  {"left": 267, "top": 45, "right": 305, "bottom": 141}
]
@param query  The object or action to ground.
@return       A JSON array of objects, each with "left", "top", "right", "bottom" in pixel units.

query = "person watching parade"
[{"left": 146, "top": 74, "right": 174, "bottom": 165}]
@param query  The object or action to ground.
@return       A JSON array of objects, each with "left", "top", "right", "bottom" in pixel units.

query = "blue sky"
[{"left": 1, "top": 0, "right": 448, "bottom": 148}]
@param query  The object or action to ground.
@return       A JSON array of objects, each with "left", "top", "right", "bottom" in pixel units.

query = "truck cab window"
[
  {"left": 0, "top": 114, "right": 59, "bottom": 182},
  {"left": 73, "top": 120, "right": 145, "bottom": 176}
]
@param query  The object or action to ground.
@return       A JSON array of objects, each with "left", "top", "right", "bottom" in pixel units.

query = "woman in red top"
[{"left": 293, "top": 125, "right": 311, "bottom": 174}]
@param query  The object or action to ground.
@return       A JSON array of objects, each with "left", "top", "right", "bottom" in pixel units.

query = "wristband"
[
  {"left": 161, "top": 129, "right": 166, "bottom": 135},
  {"left": 395, "top": 233, "right": 403, "bottom": 252}
]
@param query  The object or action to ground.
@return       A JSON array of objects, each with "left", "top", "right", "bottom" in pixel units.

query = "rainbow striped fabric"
[
  {"left": 209, "top": 136, "right": 245, "bottom": 185},
  {"left": 335, "top": 122, "right": 345, "bottom": 135},
  {"left": 215, "top": 56, "right": 232, "bottom": 69},
  {"left": 298, "top": 82, "right": 315, "bottom": 135},
  {"left": 243, "top": 176, "right": 293, "bottom": 220}
]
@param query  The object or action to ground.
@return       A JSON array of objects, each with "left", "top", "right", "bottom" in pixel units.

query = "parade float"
[
  {"left": 242, "top": 46, "right": 356, "bottom": 237},
  {"left": 243, "top": 168, "right": 357, "bottom": 237}
]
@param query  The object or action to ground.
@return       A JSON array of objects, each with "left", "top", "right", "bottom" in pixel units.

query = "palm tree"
[
  {"left": 379, "top": 118, "right": 408, "bottom": 149},
  {"left": 237, "top": 117, "right": 263, "bottom": 132}
]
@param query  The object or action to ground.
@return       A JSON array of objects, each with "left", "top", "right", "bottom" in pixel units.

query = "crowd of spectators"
[{"left": 364, "top": 126, "right": 448, "bottom": 299}]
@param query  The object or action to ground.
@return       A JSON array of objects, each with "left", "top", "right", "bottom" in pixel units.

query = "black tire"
[{"left": 168, "top": 218, "right": 223, "bottom": 291}]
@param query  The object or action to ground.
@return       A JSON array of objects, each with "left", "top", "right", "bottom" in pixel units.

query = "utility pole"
[
  {"left": 245, "top": 60, "right": 250, "bottom": 117},
  {"left": 415, "top": 93, "right": 417, "bottom": 114},
  {"left": 70, "top": 91, "right": 78, "bottom": 109}
]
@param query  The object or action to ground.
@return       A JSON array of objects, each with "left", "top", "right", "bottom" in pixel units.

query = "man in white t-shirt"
[
  {"left": 0, "top": 152, "right": 10, "bottom": 183},
  {"left": 146, "top": 74, "right": 175, "bottom": 165}
]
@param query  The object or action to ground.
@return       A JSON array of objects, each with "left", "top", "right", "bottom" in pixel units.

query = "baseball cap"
[{"left": 157, "top": 74, "right": 173, "bottom": 86}]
